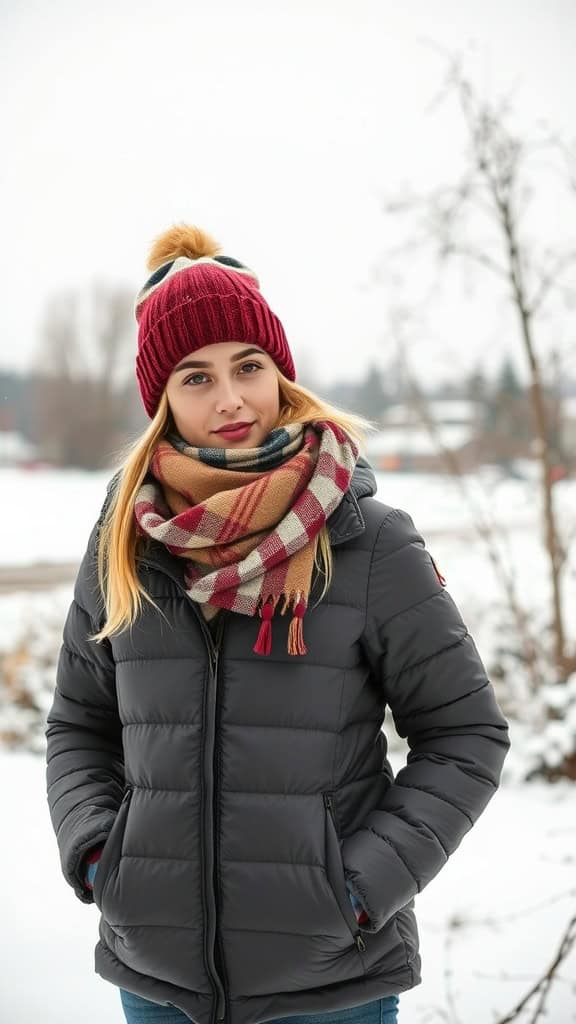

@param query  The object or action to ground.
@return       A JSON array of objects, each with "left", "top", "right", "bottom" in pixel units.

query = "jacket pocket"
[
  {"left": 323, "top": 792, "right": 366, "bottom": 952},
  {"left": 92, "top": 785, "right": 133, "bottom": 912}
]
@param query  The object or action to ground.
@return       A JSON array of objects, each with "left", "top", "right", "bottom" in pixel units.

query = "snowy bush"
[
  {"left": 487, "top": 608, "right": 576, "bottom": 782},
  {"left": 523, "top": 673, "right": 576, "bottom": 782},
  {"left": 0, "top": 589, "right": 72, "bottom": 754}
]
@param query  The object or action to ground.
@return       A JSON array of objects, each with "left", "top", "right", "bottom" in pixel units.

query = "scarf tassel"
[
  {"left": 253, "top": 596, "right": 308, "bottom": 657},
  {"left": 253, "top": 598, "right": 275, "bottom": 656},
  {"left": 288, "top": 599, "right": 308, "bottom": 656}
]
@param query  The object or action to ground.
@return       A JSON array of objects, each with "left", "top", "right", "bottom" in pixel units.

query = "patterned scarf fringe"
[{"left": 254, "top": 592, "right": 308, "bottom": 657}]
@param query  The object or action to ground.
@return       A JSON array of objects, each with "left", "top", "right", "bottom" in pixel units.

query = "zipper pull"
[
  {"left": 355, "top": 933, "right": 367, "bottom": 952},
  {"left": 323, "top": 793, "right": 333, "bottom": 811}
]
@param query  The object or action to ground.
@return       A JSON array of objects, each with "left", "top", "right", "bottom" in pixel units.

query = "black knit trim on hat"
[
  {"left": 134, "top": 255, "right": 260, "bottom": 315},
  {"left": 213, "top": 256, "right": 248, "bottom": 270},
  {"left": 145, "top": 255, "right": 246, "bottom": 295},
  {"left": 143, "top": 261, "right": 176, "bottom": 290}
]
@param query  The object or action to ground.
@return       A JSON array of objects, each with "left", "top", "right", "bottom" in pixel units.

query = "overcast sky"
[{"left": 2, "top": 0, "right": 575, "bottom": 391}]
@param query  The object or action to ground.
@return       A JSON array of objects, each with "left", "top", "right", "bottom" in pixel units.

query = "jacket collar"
[{"left": 326, "top": 455, "right": 376, "bottom": 546}]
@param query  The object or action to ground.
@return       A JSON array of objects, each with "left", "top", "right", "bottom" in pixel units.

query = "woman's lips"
[{"left": 214, "top": 423, "right": 254, "bottom": 440}]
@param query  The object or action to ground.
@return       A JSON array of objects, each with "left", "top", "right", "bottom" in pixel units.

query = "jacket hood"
[
  {"left": 326, "top": 454, "right": 377, "bottom": 547},
  {"left": 349, "top": 455, "right": 377, "bottom": 501}
]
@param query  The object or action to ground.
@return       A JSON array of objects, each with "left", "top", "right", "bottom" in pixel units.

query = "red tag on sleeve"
[{"left": 430, "top": 555, "right": 446, "bottom": 586}]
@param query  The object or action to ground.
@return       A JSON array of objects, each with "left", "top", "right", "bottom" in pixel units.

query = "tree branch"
[
  {"left": 529, "top": 249, "right": 576, "bottom": 315},
  {"left": 495, "top": 911, "right": 576, "bottom": 1023}
]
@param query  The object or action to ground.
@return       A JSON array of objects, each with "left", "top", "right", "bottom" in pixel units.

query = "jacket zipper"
[
  {"left": 141, "top": 561, "right": 228, "bottom": 1024},
  {"left": 323, "top": 794, "right": 367, "bottom": 953},
  {"left": 203, "top": 610, "right": 229, "bottom": 1024},
  {"left": 212, "top": 613, "right": 230, "bottom": 1023}
]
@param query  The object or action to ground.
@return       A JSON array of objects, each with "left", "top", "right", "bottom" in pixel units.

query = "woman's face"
[{"left": 165, "top": 341, "right": 281, "bottom": 448}]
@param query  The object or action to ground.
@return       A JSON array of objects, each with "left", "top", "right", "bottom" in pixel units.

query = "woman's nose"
[{"left": 215, "top": 378, "right": 244, "bottom": 412}]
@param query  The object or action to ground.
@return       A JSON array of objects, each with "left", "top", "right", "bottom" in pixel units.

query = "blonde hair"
[{"left": 90, "top": 370, "right": 377, "bottom": 643}]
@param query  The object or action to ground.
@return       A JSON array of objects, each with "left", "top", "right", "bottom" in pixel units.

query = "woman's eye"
[{"left": 183, "top": 362, "right": 261, "bottom": 387}]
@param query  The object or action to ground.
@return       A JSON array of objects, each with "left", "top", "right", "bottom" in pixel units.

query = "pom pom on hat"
[
  {"left": 146, "top": 224, "right": 222, "bottom": 271},
  {"left": 134, "top": 222, "right": 294, "bottom": 418}
]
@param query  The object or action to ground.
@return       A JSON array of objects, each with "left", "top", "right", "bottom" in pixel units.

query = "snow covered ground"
[
  {"left": 0, "top": 750, "right": 574, "bottom": 1024},
  {"left": 1, "top": 466, "right": 575, "bottom": 1021},
  {"left": 0, "top": 467, "right": 112, "bottom": 567}
]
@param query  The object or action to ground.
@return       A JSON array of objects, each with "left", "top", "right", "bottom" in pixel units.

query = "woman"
[{"left": 45, "top": 224, "right": 510, "bottom": 1024}]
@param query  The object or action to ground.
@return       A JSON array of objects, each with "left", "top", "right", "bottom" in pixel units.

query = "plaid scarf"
[{"left": 134, "top": 420, "right": 359, "bottom": 656}]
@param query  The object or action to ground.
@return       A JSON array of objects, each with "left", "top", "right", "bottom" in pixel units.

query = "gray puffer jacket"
[{"left": 45, "top": 457, "right": 510, "bottom": 1024}]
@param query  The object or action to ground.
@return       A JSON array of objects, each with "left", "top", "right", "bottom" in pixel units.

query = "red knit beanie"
[{"left": 135, "top": 225, "right": 296, "bottom": 418}]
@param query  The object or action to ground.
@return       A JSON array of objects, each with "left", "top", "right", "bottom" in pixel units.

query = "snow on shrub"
[{"left": 0, "top": 589, "right": 72, "bottom": 754}]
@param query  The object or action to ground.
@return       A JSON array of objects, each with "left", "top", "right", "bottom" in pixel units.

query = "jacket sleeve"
[
  {"left": 45, "top": 514, "right": 125, "bottom": 905},
  {"left": 341, "top": 507, "right": 510, "bottom": 933}
]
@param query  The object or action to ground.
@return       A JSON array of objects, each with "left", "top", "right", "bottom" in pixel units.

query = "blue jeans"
[{"left": 120, "top": 990, "right": 399, "bottom": 1024}]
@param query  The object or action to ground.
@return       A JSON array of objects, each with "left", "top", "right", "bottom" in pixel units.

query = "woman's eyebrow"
[{"left": 173, "top": 347, "right": 265, "bottom": 372}]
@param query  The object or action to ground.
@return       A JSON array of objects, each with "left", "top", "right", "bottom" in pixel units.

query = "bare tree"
[
  {"left": 31, "top": 282, "right": 135, "bottom": 468},
  {"left": 387, "top": 308, "right": 545, "bottom": 704},
  {"left": 380, "top": 57, "right": 576, "bottom": 689}
]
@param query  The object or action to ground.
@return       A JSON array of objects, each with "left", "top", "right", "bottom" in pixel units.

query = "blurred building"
[{"left": 366, "top": 399, "right": 482, "bottom": 473}]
